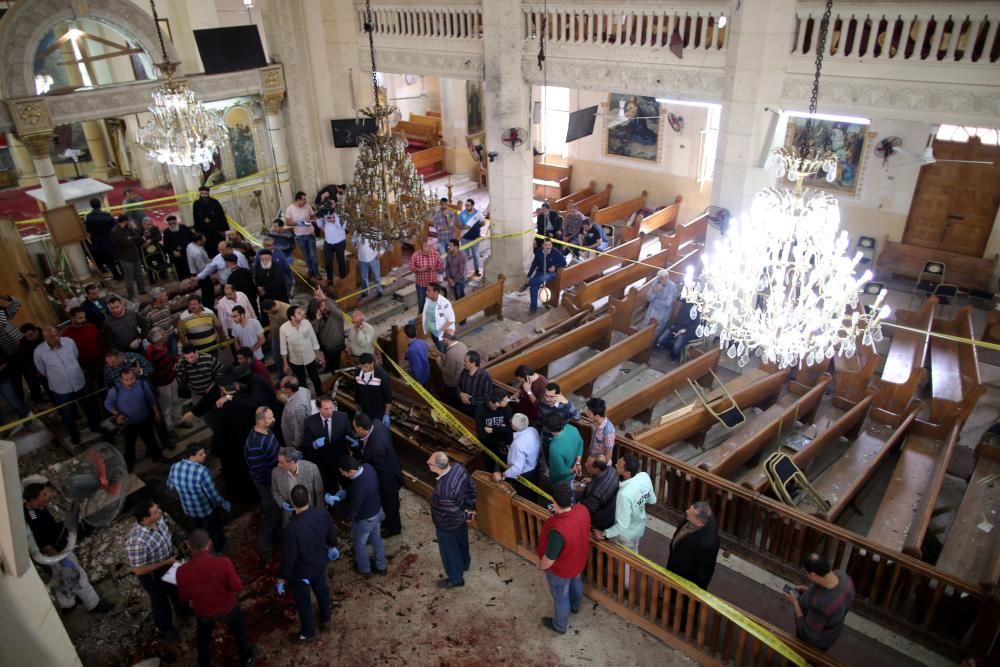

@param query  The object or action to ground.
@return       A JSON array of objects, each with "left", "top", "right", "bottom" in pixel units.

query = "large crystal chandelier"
[
  {"left": 340, "top": 0, "right": 436, "bottom": 243},
  {"left": 682, "top": 0, "right": 888, "bottom": 369},
  {"left": 135, "top": 0, "right": 227, "bottom": 170}
]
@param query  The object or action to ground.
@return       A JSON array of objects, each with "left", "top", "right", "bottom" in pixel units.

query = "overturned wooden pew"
[
  {"left": 606, "top": 347, "right": 721, "bottom": 428},
  {"left": 545, "top": 235, "right": 644, "bottom": 307},
  {"left": 551, "top": 322, "right": 657, "bottom": 398},
  {"left": 631, "top": 368, "right": 789, "bottom": 451},
  {"left": 926, "top": 305, "right": 985, "bottom": 437},
  {"left": 616, "top": 196, "right": 683, "bottom": 244},
  {"left": 873, "top": 297, "right": 936, "bottom": 423},
  {"left": 485, "top": 312, "right": 615, "bottom": 384}
]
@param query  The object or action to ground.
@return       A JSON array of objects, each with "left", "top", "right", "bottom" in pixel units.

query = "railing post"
[{"left": 472, "top": 471, "right": 519, "bottom": 552}]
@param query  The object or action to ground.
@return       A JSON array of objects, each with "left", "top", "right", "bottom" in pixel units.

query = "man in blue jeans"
[
  {"left": 277, "top": 485, "right": 339, "bottom": 643},
  {"left": 427, "top": 451, "right": 477, "bottom": 589},
  {"left": 536, "top": 481, "right": 592, "bottom": 634},
  {"left": 338, "top": 454, "right": 388, "bottom": 577},
  {"left": 285, "top": 191, "right": 319, "bottom": 278},
  {"left": 525, "top": 237, "right": 567, "bottom": 314}
]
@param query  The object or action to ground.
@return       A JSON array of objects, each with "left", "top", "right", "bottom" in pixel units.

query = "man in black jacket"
[
  {"left": 192, "top": 186, "right": 229, "bottom": 256},
  {"left": 354, "top": 353, "right": 392, "bottom": 425},
  {"left": 352, "top": 413, "right": 403, "bottom": 538},
  {"left": 338, "top": 455, "right": 386, "bottom": 577},
  {"left": 85, "top": 198, "right": 121, "bottom": 279},
  {"left": 301, "top": 395, "right": 351, "bottom": 492},
  {"left": 278, "top": 485, "right": 338, "bottom": 643},
  {"left": 580, "top": 456, "right": 619, "bottom": 531},
  {"left": 475, "top": 387, "right": 513, "bottom": 473},
  {"left": 666, "top": 501, "right": 720, "bottom": 590},
  {"left": 162, "top": 215, "right": 193, "bottom": 279},
  {"left": 225, "top": 255, "right": 259, "bottom": 316}
]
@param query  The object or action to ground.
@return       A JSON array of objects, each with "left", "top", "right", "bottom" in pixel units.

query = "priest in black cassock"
[{"left": 192, "top": 186, "right": 229, "bottom": 257}]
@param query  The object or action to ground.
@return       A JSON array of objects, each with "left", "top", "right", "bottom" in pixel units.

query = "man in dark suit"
[
  {"left": 352, "top": 413, "right": 403, "bottom": 538},
  {"left": 666, "top": 501, "right": 720, "bottom": 590},
  {"left": 301, "top": 395, "right": 351, "bottom": 492}
]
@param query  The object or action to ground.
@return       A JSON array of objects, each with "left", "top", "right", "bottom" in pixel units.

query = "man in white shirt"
[
  {"left": 285, "top": 191, "right": 319, "bottom": 278},
  {"left": 33, "top": 327, "right": 105, "bottom": 445},
  {"left": 493, "top": 412, "right": 540, "bottom": 502},
  {"left": 187, "top": 233, "right": 215, "bottom": 307},
  {"left": 230, "top": 306, "right": 265, "bottom": 360},
  {"left": 318, "top": 203, "right": 347, "bottom": 282},
  {"left": 352, "top": 233, "right": 383, "bottom": 298},
  {"left": 195, "top": 240, "right": 248, "bottom": 284},
  {"left": 422, "top": 282, "right": 455, "bottom": 353},
  {"left": 279, "top": 305, "right": 325, "bottom": 393}
]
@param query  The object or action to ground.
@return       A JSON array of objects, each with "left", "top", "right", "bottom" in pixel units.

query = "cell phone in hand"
[{"left": 782, "top": 584, "right": 793, "bottom": 594}]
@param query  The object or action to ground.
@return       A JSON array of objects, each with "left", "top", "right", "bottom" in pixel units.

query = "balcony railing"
[
  {"left": 357, "top": 4, "right": 483, "bottom": 40},
  {"left": 522, "top": 4, "right": 729, "bottom": 54},
  {"left": 793, "top": 2, "right": 1000, "bottom": 65}
]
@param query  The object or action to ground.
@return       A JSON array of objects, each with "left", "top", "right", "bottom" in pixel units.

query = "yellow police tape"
[{"left": 0, "top": 386, "right": 106, "bottom": 434}]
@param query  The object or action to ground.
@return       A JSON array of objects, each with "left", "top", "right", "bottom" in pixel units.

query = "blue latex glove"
[
  {"left": 302, "top": 578, "right": 311, "bottom": 585},
  {"left": 221, "top": 500, "right": 232, "bottom": 513},
  {"left": 312, "top": 436, "right": 326, "bottom": 449},
  {"left": 324, "top": 493, "right": 340, "bottom": 506},
  {"left": 327, "top": 546, "right": 340, "bottom": 562},
  {"left": 275, "top": 581, "right": 285, "bottom": 595},
  {"left": 346, "top": 435, "right": 359, "bottom": 448},
  {"left": 334, "top": 489, "right": 348, "bottom": 503},
  {"left": 382, "top": 414, "right": 390, "bottom": 428},
  {"left": 60, "top": 558, "right": 76, "bottom": 571},
  {"left": 281, "top": 502, "right": 294, "bottom": 512}
]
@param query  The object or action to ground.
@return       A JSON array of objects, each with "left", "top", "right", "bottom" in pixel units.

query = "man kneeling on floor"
[{"left": 537, "top": 480, "right": 591, "bottom": 635}]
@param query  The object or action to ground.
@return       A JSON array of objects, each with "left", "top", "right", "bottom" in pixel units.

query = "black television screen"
[
  {"left": 193, "top": 26, "right": 267, "bottom": 75},
  {"left": 565, "top": 105, "right": 598, "bottom": 143},
  {"left": 331, "top": 118, "right": 377, "bottom": 148}
]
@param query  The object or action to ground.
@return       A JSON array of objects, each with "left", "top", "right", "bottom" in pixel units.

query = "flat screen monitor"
[
  {"left": 193, "top": 26, "right": 267, "bottom": 74},
  {"left": 565, "top": 105, "right": 598, "bottom": 143},
  {"left": 331, "top": 118, "right": 377, "bottom": 148}
]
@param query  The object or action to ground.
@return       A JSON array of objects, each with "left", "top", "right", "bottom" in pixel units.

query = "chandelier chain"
[
  {"left": 363, "top": 0, "right": 381, "bottom": 115},
  {"left": 148, "top": 0, "right": 170, "bottom": 66},
  {"left": 798, "top": 0, "right": 834, "bottom": 159}
]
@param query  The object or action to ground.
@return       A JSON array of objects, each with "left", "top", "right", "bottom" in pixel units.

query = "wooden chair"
[
  {"left": 764, "top": 452, "right": 831, "bottom": 513},
  {"left": 687, "top": 372, "right": 745, "bottom": 429}
]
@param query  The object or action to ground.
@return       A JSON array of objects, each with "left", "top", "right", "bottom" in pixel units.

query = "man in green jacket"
[
  {"left": 594, "top": 453, "right": 656, "bottom": 551},
  {"left": 544, "top": 413, "right": 583, "bottom": 486}
]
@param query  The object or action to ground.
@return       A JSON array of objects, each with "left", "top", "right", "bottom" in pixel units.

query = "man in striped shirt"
[
  {"left": 245, "top": 406, "right": 282, "bottom": 554},
  {"left": 175, "top": 344, "right": 221, "bottom": 404},
  {"left": 142, "top": 287, "right": 177, "bottom": 352},
  {"left": 177, "top": 295, "right": 225, "bottom": 354},
  {"left": 427, "top": 451, "right": 477, "bottom": 589}
]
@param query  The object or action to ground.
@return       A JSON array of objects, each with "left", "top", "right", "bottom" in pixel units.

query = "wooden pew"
[
  {"left": 425, "top": 110, "right": 442, "bottom": 118},
  {"left": 562, "top": 241, "right": 675, "bottom": 316},
  {"left": 876, "top": 239, "right": 997, "bottom": 292},
  {"left": 662, "top": 211, "right": 709, "bottom": 257},
  {"left": 551, "top": 322, "right": 656, "bottom": 398},
  {"left": 927, "top": 306, "right": 985, "bottom": 436},
  {"left": 415, "top": 275, "right": 506, "bottom": 340},
  {"left": 606, "top": 347, "right": 722, "bottom": 428},
  {"left": 832, "top": 338, "right": 880, "bottom": 409},
  {"left": 589, "top": 190, "right": 648, "bottom": 233},
  {"left": 485, "top": 313, "right": 615, "bottom": 384},
  {"left": 409, "top": 113, "right": 442, "bottom": 135},
  {"left": 379, "top": 241, "right": 404, "bottom": 275},
  {"left": 936, "top": 439, "right": 1000, "bottom": 586},
  {"left": 609, "top": 244, "right": 702, "bottom": 333},
  {"left": 392, "top": 120, "right": 438, "bottom": 148},
  {"left": 873, "top": 297, "right": 936, "bottom": 423},
  {"left": 571, "top": 183, "right": 613, "bottom": 216},
  {"left": 695, "top": 375, "right": 830, "bottom": 478},
  {"left": 787, "top": 357, "right": 832, "bottom": 395},
  {"left": 633, "top": 369, "right": 789, "bottom": 451},
  {"left": 545, "top": 235, "right": 644, "bottom": 307},
  {"left": 551, "top": 181, "right": 597, "bottom": 211},
  {"left": 867, "top": 420, "right": 961, "bottom": 557},
  {"left": 617, "top": 195, "right": 683, "bottom": 244},
  {"left": 743, "top": 390, "right": 876, "bottom": 493},
  {"left": 409, "top": 145, "right": 446, "bottom": 177},
  {"left": 533, "top": 163, "right": 572, "bottom": 200}
]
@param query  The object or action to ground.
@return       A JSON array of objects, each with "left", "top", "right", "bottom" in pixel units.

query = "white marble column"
[
  {"left": 710, "top": 0, "right": 798, "bottom": 245},
  {"left": 262, "top": 95, "right": 293, "bottom": 206},
  {"left": 6, "top": 133, "right": 38, "bottom": 187},
  {"left": 481, "top": 0, "right": 534, "bottom": 280}
]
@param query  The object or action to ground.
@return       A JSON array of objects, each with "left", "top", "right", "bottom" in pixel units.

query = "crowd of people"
[{"left": 4, "top": 185, "right": 855, "bottom": 663}]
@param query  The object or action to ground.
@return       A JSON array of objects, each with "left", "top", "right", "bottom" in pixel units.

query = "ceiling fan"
[{"left": 879, "top": 130, "right": 996, "bottom": 168}]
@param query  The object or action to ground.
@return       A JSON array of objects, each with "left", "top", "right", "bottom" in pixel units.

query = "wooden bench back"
[
  {"left": 551, "top": 181, "right": 597, "bottom": 211},
  {"left": 874, "top": 296, "right": 937, "bottom": 418},
  {"left": 533, "top": 162, "right": 571, "bottom": 182},
  {"left": 552, "top": 322, "right": 656, "bottom": 398},
  {"left": 392, "top": 120, "right": 438, "bottom": 146},
  {"left": 665, "top": 210, "right": 709, "bottom": 254},
  {"left": 414, "top": 275, "right": 506, "bottom": 340},
  {"left": 927, "top": 305, "right": 986, "bottom": 434},
  {"left": 379, "top": 241, "right": 404, "bottom": 274},
  {"left": 618, "top": 195, "right": 683, "bottom": 244},
  {"left": 876, "top": 240, "right": 998, "bottom": 291},
  {"left": 545, "top": 235, "right": 646, "bottom": 307},
  {"left": 590, "top": 190, "right": 647, "bottom": 225},
  {"left": 572, "top": 184, "right": 613, "bottom": 215},
  {"left": 563, "top": 242, "right": 675, "bottom": 315},
  {"left": 609, "top": 244, "right": 702, "bottom": 332},
  {"left": 485, "top": 313, "right": 615, "bottom": 384},
  {"left": 832, "top": 339, "right": 879, "bottom": 409},
  {"left": 409, "top": 113, "right": 442, "bottom": 134},
  {"left": 606, "top": 347, "right": 721, "bottom": 427},
  {"left": 409, "top": 145, "right": 446, "bottom": 172}
]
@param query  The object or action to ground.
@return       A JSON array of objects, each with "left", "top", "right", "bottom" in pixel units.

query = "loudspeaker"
[{"left": 193, "top": 26, "right": 267, "bottom": 75}]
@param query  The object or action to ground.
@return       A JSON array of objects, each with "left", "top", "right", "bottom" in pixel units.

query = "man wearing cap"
[
  {"left": 192, "top": 186, "right": 230, "bottom": 256},
  {"left": 226, "top": 255, "right": 259, "bottom": 316},
  {"left": 163, "top": 215, "right": 193, "bottom": 279},
  {"left": 642, "top": 270, "right": 678, "bottom": 344}
]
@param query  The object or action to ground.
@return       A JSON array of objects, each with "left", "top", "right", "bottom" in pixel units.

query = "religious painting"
[
  {"left": 466, "top": 80, "right": 484, "bottom": 135},
  {"left": 224, "top": 106, "right": 259, "bottom": 179},
  {"left": 783, "top": 117, "right": 874, "bottom": 198},
  {"left": 604, "top": 93, "right": 662, "bottom": 163}
]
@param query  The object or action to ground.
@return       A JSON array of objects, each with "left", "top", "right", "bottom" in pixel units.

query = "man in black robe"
[
  {"left": 192, "top": 186, "right": 229, "bottom": 257},
  {"left": 162, "top": 215, "right": 194, "bottom": 279},
  {"left": 85, "top": 198, "right": 121, "bottom": 279}
]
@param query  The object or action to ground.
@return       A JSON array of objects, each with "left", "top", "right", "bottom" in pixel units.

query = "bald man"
[
  {"left": 427, "top": 451, "right": 477, "bottom": 589},
  {"left": 33, "top": 326, "right": 105, "bottom": 444},
  {"left": 346, "top": 310, "right": 376, "bottom": 360}
]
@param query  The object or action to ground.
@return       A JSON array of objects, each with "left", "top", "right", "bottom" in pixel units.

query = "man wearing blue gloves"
[
  {"left": 300, "top": 395, "right": 351, "bottom": 492},
  {"left": 271, "top": 447, "right": 326, "bottom": 525},
  {"left": 276, "top": 485, "right": 339, "bottom": 643},
  {"left": 354, "top": 352, "right": 392, "bottom": 426},
  {"left": 337, "top": 455, "right": 387, "bottom": 578},
  {"left": 167, "top": 444, "right": 232, "bottom": 554},
  {"left": 352, "top": 413, "right": 404, "bottom": 538}
]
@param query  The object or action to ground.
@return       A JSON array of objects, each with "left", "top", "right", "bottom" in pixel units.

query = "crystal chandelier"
[
  {"left": 340, "top": 0, "right": 436, "bottom": 243},
  {"left": 135, "top": 0, "right": 227, "bottom": 170},
  {"left": 681, "top": 0, "right": 888, "bottom": 369}
]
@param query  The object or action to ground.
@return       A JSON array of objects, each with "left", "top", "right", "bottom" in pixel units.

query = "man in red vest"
[{"left": 536, "top": 481, "right": 591, "bottom": 634}]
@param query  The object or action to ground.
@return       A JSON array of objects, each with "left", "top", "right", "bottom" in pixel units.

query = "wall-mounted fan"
[
  {"left": 881, "top": 129, "right": 996, "bottom": 168},
  {"left": 705, "top": 206, "right": 731, "bottom": 234},
  {"left": 501, "top": 127, "right": 527, "bottom": 151},
  {"left": 874, "top": 136, "right": 903, "bottom": 167},
  {"left": 667, "top": 113, "right": 684, "bottom": 133}
]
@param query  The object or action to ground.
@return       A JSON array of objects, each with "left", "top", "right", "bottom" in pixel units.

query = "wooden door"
[{"left": 903, "top": 138, "right": 1000, "bottom": 257}]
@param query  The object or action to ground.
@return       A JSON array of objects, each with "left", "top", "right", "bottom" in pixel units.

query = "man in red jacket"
[
  {"left": 176, "top": 529, "right": 257, "bottom": 666},
  {"left": 536, "top": 481, "right": 591, "bottom": 635},
  {"left": 63, "top": 307, "right": 106, "bottom": 386}
]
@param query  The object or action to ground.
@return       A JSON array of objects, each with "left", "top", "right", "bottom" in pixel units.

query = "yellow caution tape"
[{"left": 0, "top": 386, "right": 105, "bottom": 434}]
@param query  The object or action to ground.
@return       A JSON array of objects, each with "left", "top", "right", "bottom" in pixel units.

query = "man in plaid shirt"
[
  {"left": 431, "top": 198, "right": 458, "bottom": 255},
  {"left": 409, "top": 237, "right": 444, "bottom": 316},
  {"left": 125, "top": 499, "right": 191, "bottom": 640},
  {"left": 167, "top": 444, "right": 231, "bottom": 553}
]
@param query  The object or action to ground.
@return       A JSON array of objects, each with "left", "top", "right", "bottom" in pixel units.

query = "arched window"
[
  {"left": 936, "top": 124, "right": 1000, "bottom": 146},
  {"left": 33, "top": 18, "right": 155, "bottom": 95}
]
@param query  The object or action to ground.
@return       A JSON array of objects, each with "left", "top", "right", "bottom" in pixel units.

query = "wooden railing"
[
  {"left": 522, "top": 4, "right": 729, "bottom": 54},
  {"left": 793, "top": 2, "right": 1000, "bottom": 66},
  {"left": 604, "top": 431, "right": 996, "bottom": 658},
  {"left": 359, "top": 4, "right": 484, "bottom": 39},
  {"left": 506, "top": 493, "right": 842, "bottom": 666}
]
